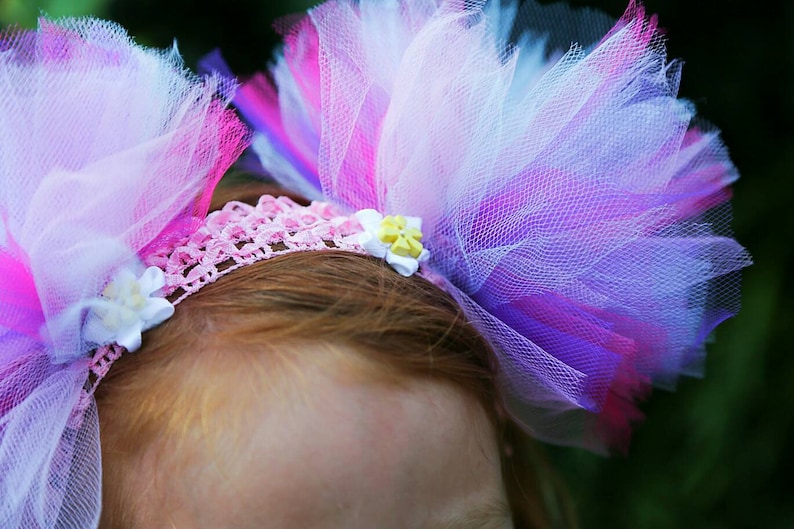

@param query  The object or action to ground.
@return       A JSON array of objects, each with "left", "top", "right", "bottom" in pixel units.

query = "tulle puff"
[
  {"left": 233, "top": 0, "right": 751, "bottom": 452},
  {"left": 0, "top": 18, "right": 247, "bottom": 528}
]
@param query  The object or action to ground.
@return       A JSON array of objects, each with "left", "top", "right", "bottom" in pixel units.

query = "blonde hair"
[{"left": 94, "top": 183, "right": 576, "bottom": 528}]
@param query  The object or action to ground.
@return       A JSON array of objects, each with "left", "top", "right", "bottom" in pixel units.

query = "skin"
[{"left": 130, "top": 345, "right": 513, "bottom": 528}]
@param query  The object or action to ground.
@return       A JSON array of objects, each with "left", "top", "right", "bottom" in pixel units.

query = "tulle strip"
[{"left": 0, "top": 357, "right": 100, "bottom": 528}]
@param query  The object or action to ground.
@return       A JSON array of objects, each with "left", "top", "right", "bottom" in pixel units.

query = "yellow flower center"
[
  {"left": 102, "top": 277, "right": 147, "bottom": 311},
  {"left": 376, "top": 215, "right": 424, "bottom": 258}
]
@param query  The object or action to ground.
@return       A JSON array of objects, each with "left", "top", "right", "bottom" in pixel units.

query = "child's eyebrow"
[{"left": 436, "top": 497, "right": 513, "bottom": 529}]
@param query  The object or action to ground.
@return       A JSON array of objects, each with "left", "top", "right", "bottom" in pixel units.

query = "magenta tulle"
[
  {"left": 234, "top": 0, "right": 751, "bottom": 452},
  {"left": 236, "top": 73, "right": 323, "bottom": 198},
  {"left": 0, "top": 234, "right": 43, "bottom": 343}
]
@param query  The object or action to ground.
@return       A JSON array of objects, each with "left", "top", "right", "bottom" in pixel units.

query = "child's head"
[
  {"left": 0, "top": 2, "right": 751, "bottom": 528},
  {"left": 95, "top": 218, "right": 561, "bottom": 527}
]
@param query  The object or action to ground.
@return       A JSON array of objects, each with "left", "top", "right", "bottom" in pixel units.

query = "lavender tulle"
[
  {"left": 0, "top": 18, "right": 247, "bottom": 528},
  {"left": 233, "top": 0, "right": 751, "bottom": 452}
]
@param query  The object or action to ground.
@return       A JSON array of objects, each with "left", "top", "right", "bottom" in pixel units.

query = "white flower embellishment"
[
  {"left": 83, "top": 266, "right": 174, "bottom": 352},
  {"left": 355, "top": 209, "right": 430, "bottom": 277}
]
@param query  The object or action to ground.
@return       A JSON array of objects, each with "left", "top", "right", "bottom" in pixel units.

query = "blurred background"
[{"left": 2, "top": 0, "right": 790, "bottom": 527}]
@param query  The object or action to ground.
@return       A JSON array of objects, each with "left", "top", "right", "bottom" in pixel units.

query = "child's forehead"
[{"left": 157, "top": 343, "right": 510, "bottom": 528}]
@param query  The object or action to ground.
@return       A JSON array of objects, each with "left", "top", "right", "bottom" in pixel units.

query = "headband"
[{"left": 0, "top": 2, "right": 751, "bottom": 527}]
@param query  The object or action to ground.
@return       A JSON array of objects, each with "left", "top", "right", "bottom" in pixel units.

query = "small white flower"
[
  {"left": 83, "top": 266, "right": 174, "bottom": 352},
  {"left": 355, "top": 209, "right": 430, "bottom": 277}
]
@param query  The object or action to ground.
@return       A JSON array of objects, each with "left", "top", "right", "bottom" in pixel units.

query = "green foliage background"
[{"left": 2, "top": 0, "right": 790, "bottom": 527}]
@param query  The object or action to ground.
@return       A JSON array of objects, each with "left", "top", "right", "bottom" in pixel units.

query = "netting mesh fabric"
[
  {"left": 234, "top": 0, "right": 751, "bottom": 452},
  {"left": 0, "top": 18, "right": 247, "bottom": 528}
]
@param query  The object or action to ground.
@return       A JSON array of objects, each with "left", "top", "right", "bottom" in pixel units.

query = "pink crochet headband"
[
  {"left": 151, "top": 195, "right": 369, "bottom": 303},
  {"left": 83, "top": 194, "right": 430, "bottom": 399}
]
